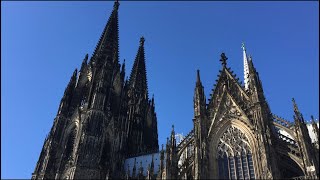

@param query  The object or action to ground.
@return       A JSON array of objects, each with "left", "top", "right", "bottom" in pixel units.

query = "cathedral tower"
[
  {"left": 32, "top": 1, "right": 159, "bottom": 179},
  {"left": 125, "top": 37, "right": 159, "bottom": 156}
]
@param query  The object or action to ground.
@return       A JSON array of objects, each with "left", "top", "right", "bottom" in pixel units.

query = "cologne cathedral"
[{"left": 32, "top": 1, "right": 319, "bottom": 179}]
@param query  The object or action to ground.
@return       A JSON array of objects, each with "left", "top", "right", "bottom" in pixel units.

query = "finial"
[
  {"left": 85, "top": 53, "right": 89, "bottom": 60},
  {"left": 140, "top": 36, "right": 145, "bottom": 46},
  {"left": 161, "top": 144, "right": 164, "bottom": 150},
  {"left": 172, "top": 124, "right": 174, "bottom": 131},
  {"left": 241, "top": 42, "right": 246, "bottom": 51},
  {"left": 113, "top": 0, "right": 120, "bottom": 10},
  {"left": 220, "top": 53, "right": 228, "bottom": 67}
]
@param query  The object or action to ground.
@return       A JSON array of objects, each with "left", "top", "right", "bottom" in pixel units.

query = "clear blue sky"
[{"left": 1, "top": 1, "right": 319, "bottom": 178}]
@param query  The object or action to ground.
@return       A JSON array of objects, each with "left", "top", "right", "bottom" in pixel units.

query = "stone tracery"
[{"left": 217, "top": 126, "right": 255, "bottom": 179}]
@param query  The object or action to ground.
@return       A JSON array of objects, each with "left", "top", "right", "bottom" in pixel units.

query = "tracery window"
[{"left": 217, "top": 126, "right": 255, "bottom": 179}]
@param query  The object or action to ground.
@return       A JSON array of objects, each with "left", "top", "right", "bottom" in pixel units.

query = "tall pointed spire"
[
  {"left": 242, "top": 42, "right": 250, "bottom": 90},
  {"left": 129, "top": 37, "right": 148, "bottom": 99},
  {"left": 91, "top": 0, "right": 120, "bottom": 67}
]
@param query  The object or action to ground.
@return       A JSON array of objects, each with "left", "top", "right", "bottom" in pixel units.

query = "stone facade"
[
  {"left": 32, "top": 1, "right": 319, "bottom": 179},
  {"left": 155, "top": 51, "right": 319, "bottom": 180},
  {"left": 32, "top": 1, "right": 158, "bottom": 179}
]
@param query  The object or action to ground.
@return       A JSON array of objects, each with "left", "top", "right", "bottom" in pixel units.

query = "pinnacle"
[
  {"left": 196, "top": 69, "right": 202, "bottom": 86},
  {"left": 292, "top": 98, "right": 298, "bottom": 112},
  {"left": 73, "top": 68, "right": 78, "bottom": 76},
  {"left": 121, "top": 59, "right": 126, "bottom": 71},
  {"left": 311, "top": 115, "right": 316, "bottom": 123}
]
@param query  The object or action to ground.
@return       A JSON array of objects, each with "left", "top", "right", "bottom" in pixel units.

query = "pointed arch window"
[{"left": 217, "top": 126, "right": 255, "bottom": 179}]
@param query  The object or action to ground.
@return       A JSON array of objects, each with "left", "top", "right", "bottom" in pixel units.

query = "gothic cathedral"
[{"left": 32, "top": 1, "right": 319, "bottom": 179}]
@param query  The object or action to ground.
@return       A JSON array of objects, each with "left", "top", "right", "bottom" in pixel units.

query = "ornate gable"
[
  {"left": 207, "top": 86, "right": 252, "bottom": 139},
  {"left": 207, "top": 61, "right": 252, "bottom": 129}
]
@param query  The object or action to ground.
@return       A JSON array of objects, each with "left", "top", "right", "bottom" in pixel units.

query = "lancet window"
[{"left": 217, "top": 126, "right": 255, "bottom": 179}]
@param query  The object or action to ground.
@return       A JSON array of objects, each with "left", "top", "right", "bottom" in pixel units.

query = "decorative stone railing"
[
  {"left": 278, "top": 133, "right": 297, "bottom": 147},
  {"left": 272, "top": 114, "right": 293, "bottom": 128},
  {"left": 292, "top": 176, "right": 307, "bottom": 180},
  {"left": 277, "top": 133, "right": 301, "bottom": 157},
  {"left": 125, "top": 148, "right": 159, "bottom": 158}
]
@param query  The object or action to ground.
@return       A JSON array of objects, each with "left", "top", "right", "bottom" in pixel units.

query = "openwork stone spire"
[
  {"left": 91, "top": 0, "right": 120, "bottom": 66},
  {"left": 129, "top": 37, "right": 148, "bottom": 99}
]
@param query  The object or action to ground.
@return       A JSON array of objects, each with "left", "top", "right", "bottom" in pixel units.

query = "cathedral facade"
[{"left": 32, "top": 1, "right": 319, "bottom": 179}]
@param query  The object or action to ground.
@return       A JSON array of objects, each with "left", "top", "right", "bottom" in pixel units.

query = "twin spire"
[
  {"left": 91, "top": 0, "right": 149, "bottom": 100},
  {"left": 129, "top": 37, "right": 149, "bottom": 99}
]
